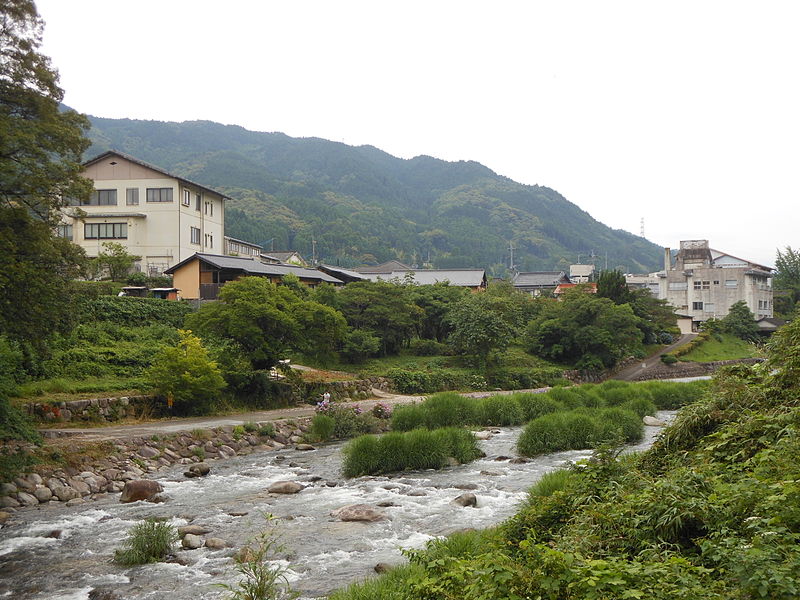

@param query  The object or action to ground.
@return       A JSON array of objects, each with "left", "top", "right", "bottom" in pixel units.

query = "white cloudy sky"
[{"left": 37, "top": 0, "right": 799, "bottom": 268}]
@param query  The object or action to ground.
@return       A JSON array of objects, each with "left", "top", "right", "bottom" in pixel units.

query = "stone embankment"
[
  {"left": 22, "top": 377, "right": 392, "bottom": 425},
  {"left": 628, "top": 358, "right": 763, "bottom": 381},
  {"left": 0, "top": 417, "right": 313, "bottom": 518}
]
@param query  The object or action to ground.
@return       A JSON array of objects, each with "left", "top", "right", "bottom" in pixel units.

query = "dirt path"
[
  {"left": 612, "top": 333, "right": 698, "bottom": 381},
  {"left": 40, "top": 389, "right": 423, "bottom": 443}
]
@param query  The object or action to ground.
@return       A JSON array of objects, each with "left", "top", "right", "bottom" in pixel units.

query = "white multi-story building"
[
  {"left": 658, "top": 240, "right": 773, "bottom": 326},
  {"left": 59, "top": 151, "right": 228, "bottom": 275}
]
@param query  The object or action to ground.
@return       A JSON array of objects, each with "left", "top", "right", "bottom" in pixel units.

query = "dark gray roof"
[
  {"left": 83, "top": 151, "right": 231, "bottom": 200},
  {"left": 512, "top": 271, "right": 570, "bottom": 287},
  {"left": 354, "top": 260, "right": 412, "bottom": 274},
  {"left": 74, "top": 212, "right": 147, "bottom": 218},
  {"left": 365, "top": 269, "right": 486, "bottom": 287},
  {"left": 224, "top": 235, "right": 262, "bottom": 248},
  {"left": 317, "top": 265, "right": 369, "bottom": 281},
  {"left": 165, "top": 253, "right": 342, "bottom": 283}
]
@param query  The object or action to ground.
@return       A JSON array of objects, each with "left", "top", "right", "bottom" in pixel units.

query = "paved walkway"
[{"left": 612, "top": 333, "right": 698, "bottom": 381}]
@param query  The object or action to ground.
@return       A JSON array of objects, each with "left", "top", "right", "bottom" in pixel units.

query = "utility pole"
[
  {"left": 640, "top": 217, "right": 645, "bottom": 238},
  {"left": 311, "top": 238, "right": 317, "bottom": 265},
  {"left": 508, "top": 241, "right": 516, "bottom": 272}
]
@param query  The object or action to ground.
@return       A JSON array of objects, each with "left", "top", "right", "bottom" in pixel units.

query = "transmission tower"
[{"left": 640, "top": 217, "right": 645, "bottom": 238}]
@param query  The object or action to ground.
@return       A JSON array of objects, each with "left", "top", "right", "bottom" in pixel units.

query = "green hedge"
[{"left": 74, "top": 296, "right": 194, "bottom": 327}]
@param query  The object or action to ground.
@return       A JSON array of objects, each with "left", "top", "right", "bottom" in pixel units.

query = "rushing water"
[{"left": 0, "top": 413, "right": 672, "bottom": 600}]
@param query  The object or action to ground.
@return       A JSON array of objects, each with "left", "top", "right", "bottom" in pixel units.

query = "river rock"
[
  {"left": 446, "top": 457, "right": 460, "bottom": 467},
  {"left": 295, "top": 444, "right": 316, "bottom": 451},
  {"left": 119, "top": 480, "right": 163, "bottom": 503},
  {"left": 494, "top": 455, "right": 511, "bottom": 461},
  {"left": 0, "top": 511, "right": 12, "bottom": 524},
  {"left": 184, "top": 463, "right": 211, "bottom": 478},
  {"left": 451, "top": 493, "right": 478, "bottom": 507},
  {"left": 509, "top": 457, "right": 529, "bottom": 464},
  {"left": 643, "top": 415, "right": 668, "bottom": 427},
  {"left": 473, "top": 431, "right": 492, "bottom": 440},
  {"left": 405, "top": 490, "right": 426, "bottom": 497},
  {"left": 16, "top": 492, "right": 39, "bottom": 507},
  {"left": 182, "top": 533, "right": 203, "bottom": 549},
  {"left": 480, "top": 470, "right": 500, "bottom": 477},
  {"left": 268, "top": 481, "right": 304, "bottom": 494},
  {"left": 218, "top": 445, "right": 237, "bottom": 458},
  {"left": 51, "top": 485, "right": 80, "bottom": 502},
  {"left": 67, "top": 477, "right": 91, "bottom": 496},
  {"left": 66, "top": 497, "right": 85, "bottom": 507},
  {"left": 374, "top": 562, "right": 392, "bottom": 573},
  {"left": 376, "top": 501, "right": 397, "bottom": 507},
  {"left": 178, "top": 524, "right": 211, "bottom": 536},
  {"left": 0, "top": 482, "right": 17, "bottom": 496},
  {"left": 454, "top": 483, "right": 479, "bottom": 490},
  {"left": 34, "top": 487, "right": 53, "bottom": 503},
  {"left": 331, "top": 504, "right": 386, "bottom": 522},
  {"left": 88, "top": 588, "right": 120, "bottom": 600},
  {"left": 205, "top": 537, "right": 226, "bottom": 549}
]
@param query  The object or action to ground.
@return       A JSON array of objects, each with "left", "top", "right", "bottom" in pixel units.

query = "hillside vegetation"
[
  {"left": 85, "top": 117, "right": 663, "bottom": 274},
  {"left": 330, "top": 319, "right": 800, "bottom": 600}
]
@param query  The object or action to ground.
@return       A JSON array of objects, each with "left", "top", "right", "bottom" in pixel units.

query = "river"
[{"left": 0, "top": 413, "right": 672, "bottom": 599}]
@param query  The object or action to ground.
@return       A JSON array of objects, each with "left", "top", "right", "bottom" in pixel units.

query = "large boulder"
[
  {"left": 205, "top": 537, "right": 226, "bottom": 549},
  {"left": 184, "top": 463, "right": 211, "bottom": 478},
  {"left": 119, "top": 480, "right": 163, "bottom": 503},
  {"left": 643, "top": 415, "right": 668, "bottom": 427},
  {"left": 178, "top": 525, "right": 210, "bottom": 536},
  {"left": 331, "top": 504, "right": 386, "bottom": 522},
  {"left": 451, "top": 493, "right": 478, "bottom": 507},
  {"left": 181, "top": 533, "right": 203, "bottom": 549},
  {"left": 268, "top": 481, "right": 304, "bottom": 494}
]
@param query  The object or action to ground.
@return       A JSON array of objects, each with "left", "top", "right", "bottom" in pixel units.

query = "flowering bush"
[
  {"left": 313, "top": 400, "right": 378, "bottom": 439},
  {"left": 371, "top": 402, "right": 392, "bottom": 420}
]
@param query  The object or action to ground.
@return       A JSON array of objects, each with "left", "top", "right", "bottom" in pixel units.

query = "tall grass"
[
  {"left": 513, "top": 393, "right": 565, "bottom": 421},
  {"left": 517, "top": 407, "right": 644, "bottom": 457},
  {"left": 327, "top": 563, "right": 425, "bottom": 600},
  {"left": 476, "top": 395, "right": 525, "bottom": 426},
  {"left": 525, "top": 469, "right": 578, "bottom": 506},
  {"left": 342, "top": 428, "right": 480, "bottom": 477},
  {"left": 114, "top": 519, "right": 177, "bottom": 565},
  {"left": 639, "top": 380, "right": 709, "bottom": 410}
]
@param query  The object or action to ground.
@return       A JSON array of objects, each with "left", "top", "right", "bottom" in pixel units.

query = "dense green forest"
[{"left": 84, "top": 117, "right": 663, "bottom": 274}]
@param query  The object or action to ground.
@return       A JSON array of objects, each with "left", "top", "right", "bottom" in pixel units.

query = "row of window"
[
  {"left": 692, "top": 280, "right": 739, "bottom": 289},
  {"left": 227, "top": 241, "right": 260, "bottom": 256},
  {"left": 57, "top": 223, "right": 127, "bottom": 240},
  {"left": 71, "top": 188, "right": 216, "bottom": 215}
]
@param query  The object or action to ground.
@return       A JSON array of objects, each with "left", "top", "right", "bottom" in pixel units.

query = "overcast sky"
[{"left": 36, "top": 0, "right": 799, "bottom": 269}]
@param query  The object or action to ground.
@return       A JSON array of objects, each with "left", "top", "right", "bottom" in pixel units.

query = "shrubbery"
[
  {"left": 114, "top": 519, "right": 177, "bottom": 565},
  {"left": 342, "top": 427, "right": 481, "bottom": 477},
  {"left": 74, "top": 295, "right": 194, "bottom": 327}
]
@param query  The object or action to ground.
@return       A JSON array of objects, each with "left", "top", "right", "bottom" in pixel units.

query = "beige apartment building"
[
  {"left": 59, "top": 151, "right": 228, "bottom": 276},
  {"left": 658, "top": 240, "right": 773, "bottom": 327}
]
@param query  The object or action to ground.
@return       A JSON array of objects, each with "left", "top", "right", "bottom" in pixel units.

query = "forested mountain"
[{"left": 85, "top": 116, "right": 663, "bottom": 274}]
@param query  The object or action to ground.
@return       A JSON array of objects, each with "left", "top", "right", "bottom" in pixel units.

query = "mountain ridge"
[{"left": 84, "top": 115, "right": 662, "bottom": 274}]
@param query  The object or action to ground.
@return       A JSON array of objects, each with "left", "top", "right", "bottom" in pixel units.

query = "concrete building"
[
  {"left": 569, "top": 264, "right": 595, "bottom": 283},
  {"left": 59, "top": 151, "right": 229, "bottom": 276},
  {"left": 658, "top": 240, "right": 773, "bottom": 327},
  {"left": 512, "top": 271, "right": 572, "bottom": 296},
  {"left": 224, "top": 236, "right": 262, "bottom": 258}
]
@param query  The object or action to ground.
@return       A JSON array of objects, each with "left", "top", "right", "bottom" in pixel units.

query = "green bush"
[
  {"left": 620, "top": 396, "right": 657, "bottom": 418},
  {"left": 328, "top": 563, "right": 424, "bottom": 600},
  {"left": 386, "top": 368, "right": 484, "bottom": 394},
  {"left": 145, "top": 330, "right": 226, "bottom": 415},
  {"left": 600, "top": 407, "right": 644, "bottom": 442},
  {"left": 310, "top": 413, "right": 335, "bottom": 442},
  {"left": 526, "top": 469, "right": 578, "bottom": 503},
  {"left": 342, "top": 427, "right": 480, "bottom": 477},
  {"left": 518, "top": 412, "right": 602, "bottom": 457},
  {"left": 258, "top": 423, "right": 276, "bottom": 437},
  {"left": 0, "top": 397, "right": 41, "bottom": 444},
  {"left": 476, "top": 395, "right": 525, "bottom": 426},
  {"left": 421, "top": 392, "right": 479, "bottom": 428},
  {"left": 641, "top": 380, "right": 708, "bottom": 410},
  {"left": 513, "top": 393, "right": 565, "bottom": 421},
  {"left": 484, "top": 366, "right": 565, "bottom": 390},
  {"left": 114, "top": 519, "right": 177, "bottom": 565},
  {"left": 410, "top": 338, "right": 447, "bottom": 356},
  {"left": 390, "top": 403, "right": 427, "bottom": 431},
  {"left": 75, "top": 295, "right": 193, "bottom": 327}
]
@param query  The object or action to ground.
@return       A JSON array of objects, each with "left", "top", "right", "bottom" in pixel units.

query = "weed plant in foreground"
[
  {"left": 341, "top": 427, "right": 480, "bottom": 477},
  {"left": 113, "top": 519, "right": 177, "bottom": 565}
]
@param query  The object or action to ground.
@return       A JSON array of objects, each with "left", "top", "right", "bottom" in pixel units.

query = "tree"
[
  {"left": 525, "top": 290, "right": 644, "bottom": 370},
  {"left": 185, "top": 277, "right": 346, "bottom": 371},
  {"left": 720, "top": 301, "right": 759, "bottom": 342},
  {"left": 447, "top": 292, "right": 521, "bottom": 366},
  {"left": 1, "top": 0, "right": 93, "bottom": 222},
  {"left": 337, "top": 281, "right": 423, "bottom": 356},
  {"left": 0, "top": 1, "right": 91, "bottom": 373},
  {"left": 774, "top": 246, "right": 800, "bottom": 316},
  {"left": 145, "top": 331, "right": 226, "bottom": 416},
  {"left": 596, "top": 270, "right": 633, "bottom": 305},
  {"left": 93, "top": 242, "right": 140, "bottom": 281},
  {"left": 410, "top": 282, "right": 468, "bottom": 342}
]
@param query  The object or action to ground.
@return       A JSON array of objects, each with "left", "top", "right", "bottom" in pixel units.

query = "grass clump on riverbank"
[
  {"left": 114, "top": 519, "right": 177, "bottom": 566},
  {"left": 516, "top": 406, "right": 646, "bottom": 457},
  {"left": 342, "top": 427, "right": 481, "bottom": 477}
]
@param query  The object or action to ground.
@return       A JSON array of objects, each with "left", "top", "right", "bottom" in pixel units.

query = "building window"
[
  {"left": 693, "top": 280, "right": 710, "bottom": 290},
  {"left": 725, "top": 280, "right": 738, "bottom": 288},
  {"left": 205, "top": 233, "right": 213, "bottom": 248},
  {"left": 204, "top": 201, "right": 213, "bottom": 216},
  {"left": 713, "top": 280, "right": 720, "bottom": 285},
  {"left": 195, "top": 193, "right": 201, "bottom": 211},
  {"left": 190, "top": 226, "right": 201, "bottom": 245},
  {"left": 692, "top": 301, "right": 703, "bottom": 310},
  {"left": 182, "top": 190, "right": 191, "bottom": 206},
  {"left": 146, "top": 188, "right": 173, "bottom": 203},
  {"left": 126, "top": 188, "right": 139, "bottom": 205},
  {"left": 85, "top": 223, "right": 127, "bottom": 239},
  {"left": 56, "top": 224, "right": 73, "bottom": 240},
  {"left": 79, "top": 189, "right": 117, "bottom": 206},
  {"left": 668, "top": 282, "right": 688, "bottom": 291}
]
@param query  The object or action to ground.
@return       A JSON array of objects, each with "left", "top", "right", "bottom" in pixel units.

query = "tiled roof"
[
  {"left": 354, "top": 260, "right": 412, "bottom": 273},
  {"left": 512, "top": 271, "right": 570, "bottom": 287},
  {"left": 364, "top": 269, "right": 486, "bottom": 287},
  {"left": 165, "top": 253, "right": 342, "bottom": 283}
]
